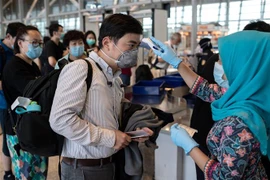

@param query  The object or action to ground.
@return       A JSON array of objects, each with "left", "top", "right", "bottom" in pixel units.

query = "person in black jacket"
[
  {"left": 196, "top": 38, "right": 214, "bottom": 75},
  {"left": 2, "top": 26, "right": 48, "bottom": 179}
]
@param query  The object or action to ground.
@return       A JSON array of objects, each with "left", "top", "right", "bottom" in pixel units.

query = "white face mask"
[{"left": 213, "top": 62, "right": 229, "bottom": 89}]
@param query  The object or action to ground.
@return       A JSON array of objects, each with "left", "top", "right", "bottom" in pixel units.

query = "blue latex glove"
[
  {"left": 170, "top": 123, "right": 199, "bottom": 155},
  {"left": 150, "top": 37, "right": 182, "bottom": 69}
]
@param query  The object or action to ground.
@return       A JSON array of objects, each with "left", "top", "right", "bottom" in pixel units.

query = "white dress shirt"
[{"left": 49, "top": 51, "right": 123, "bottom": 159}]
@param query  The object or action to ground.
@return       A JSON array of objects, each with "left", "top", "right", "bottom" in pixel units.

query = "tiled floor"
[{"left": 0, "top": 134, "right": 60, "bottom": 180}]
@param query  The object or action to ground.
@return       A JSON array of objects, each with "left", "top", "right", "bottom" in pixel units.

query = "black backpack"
[{"left": 15, "top": 59, "right": 93, "bottom": 156}]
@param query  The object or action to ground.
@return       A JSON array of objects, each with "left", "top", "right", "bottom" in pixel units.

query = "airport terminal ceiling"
[{"left": 0, "top": 0, "right": 268, "bottom": 38}]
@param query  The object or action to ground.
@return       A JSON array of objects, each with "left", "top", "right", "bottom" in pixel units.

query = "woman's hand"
[{"left": 170, "top": 123, "right": 199, "bottom": 155}]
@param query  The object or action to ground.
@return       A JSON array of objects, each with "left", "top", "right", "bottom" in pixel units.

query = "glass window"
[
  {"left": 50, "top": 15, "right": 80, "bottom": 32},
  {"left": 50, "top": 0, "right": 78, "bottom": 14},
  {"left": 3, "top": 0, "right": 19, "bottom": 20},
  {"left": 229, "top": 1, "right": 241, "bottom": 21},
  {"left": 228, "top": 21, "right": 239, "bottom": 34},
  {"left": 200, "top": 3, "right": 220, "bottom": 23},
  {"left": 183, "top": 6, "right": 192, "bottom": 24},
  {"left": 263, "top": 0, "right": 270, "bottom": 18},
  {"left": 143, "top": 18, "right": 152, "bottom": 37},
  {"left": 240, "top": 0, "right": 260, "bottom": 20},
  {"left": 28, "top": 18, "right": 46, "bottom": 36},
  {"left": 23, "top": 0, "right": 44, "bottom": 18},
  {"left": 219, "top": 3, "right": 227, "bottom": 21}
]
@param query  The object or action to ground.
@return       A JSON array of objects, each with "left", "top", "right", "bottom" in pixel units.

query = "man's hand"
[
  {"left": 114, "top": 130, "right": 131, "bottom": 150},
  {"left": 132, "top": 127, "right": 154, "bottom": 143}
]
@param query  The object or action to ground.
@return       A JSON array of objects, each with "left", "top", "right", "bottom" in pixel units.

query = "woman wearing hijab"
[{"left": 150, "top": 31, "right": 269, "bottom": 179}]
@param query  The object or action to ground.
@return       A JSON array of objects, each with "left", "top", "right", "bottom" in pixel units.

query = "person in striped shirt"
[{"left": 49, "top": 14, "right": 153, "bottom": 180}]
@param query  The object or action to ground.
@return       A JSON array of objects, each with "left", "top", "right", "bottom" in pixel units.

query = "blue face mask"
[
  {"left": 25, "top": 44, "right": 42, "bottom": 59},
  {"left": 87, "top": 39, "right": 96, "bottom": 46},
  {"left": 213, "top": 62, "right": 229, "bottom": 89},
  {"left": 70, "top": 45, "right": 84, "bottom": 58}
]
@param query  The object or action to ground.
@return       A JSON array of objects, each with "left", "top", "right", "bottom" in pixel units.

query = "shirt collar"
[{"left": 89, "top": 51, "right": 121, "bottom": 77}]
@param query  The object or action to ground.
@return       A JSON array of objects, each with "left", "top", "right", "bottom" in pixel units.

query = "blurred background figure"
[
  {"left": 195, "top": 38, "right": 214, "bottom": 75},
  {"left": 85, "top": 30, "right": 98, "bottom": 53}
]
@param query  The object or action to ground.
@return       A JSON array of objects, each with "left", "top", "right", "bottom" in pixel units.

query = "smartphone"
[
  {"left": 126, "top": 129, "right": 150, "bottom": 139},
  {"left": 141, "top": 38, "right": 164, "bottom": 53}
]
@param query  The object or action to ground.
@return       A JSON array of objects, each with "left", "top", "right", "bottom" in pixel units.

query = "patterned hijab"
[{"left": 211, "top": 30, "right": 270, "bottom": 159}]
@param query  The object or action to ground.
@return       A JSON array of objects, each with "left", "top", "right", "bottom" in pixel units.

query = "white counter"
[{"left": 155, "top": 108, "right": 197, "bottom": 180}]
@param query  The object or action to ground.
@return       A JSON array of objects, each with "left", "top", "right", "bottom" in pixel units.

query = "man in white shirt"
[{"left": 49, "top": 14, "right": 153, "bottom": 180}]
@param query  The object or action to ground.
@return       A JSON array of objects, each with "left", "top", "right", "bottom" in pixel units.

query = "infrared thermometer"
[{"left": 141, "top": 38, "right": 164, "bottom": 53}]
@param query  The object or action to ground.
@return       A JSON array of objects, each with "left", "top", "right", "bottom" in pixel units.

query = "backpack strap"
[{"left": 83, "top": 59, "right": 93, "bottom": 90}]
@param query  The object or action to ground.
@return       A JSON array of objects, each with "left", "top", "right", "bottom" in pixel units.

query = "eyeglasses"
[{"left": 21, "top": 39, "right": 44, "bottom": 48}]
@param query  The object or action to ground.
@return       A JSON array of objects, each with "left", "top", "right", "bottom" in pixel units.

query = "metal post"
[
  {"left": 0, "top": 0, "right": 4, "bottom": 37},
  {"left": 44, "top": 0, "right": 50, "bottom": 36},
  {"left": 181, "top": 6, "right": 184, "bottom": 23},
  {"left": 218, "top": 0, "right": 222, "bottom": 22},
  {"left": 225, "top": 0, "right": 230, "bottom": 28},
  {"left": 18, "top": 0, "right": 24, "bottom": 23},
  {"left": 174, "top": 0, "right": 177, "bottom": 31},
  {"left": 191, "top": 0, "right": 197, "bottom": 54},
  {"left": 261, "top": 0, "right": 266, "bottom": 19},
  {"left": 79, "top": 0, "right": 84, "bottom": 31},
  {"left": 199, "top": 0, "right": 202, "bottom": 24},
  {"left": 237, "top": 0, "right": 243, "bottom": 31}
]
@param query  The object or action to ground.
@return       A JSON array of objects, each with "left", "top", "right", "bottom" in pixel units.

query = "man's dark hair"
[
  {"left": 63, "top": 30, "right": 86, "bottom": 48},
  {"left": 14, "top": 26, "right": 40, "bottom": 54},
  {"left": 98, "top": 14, "right": 143, "bottom": 48},
  {"left": 85, "top": 30, "right": 97, "bottom": 42},
  {"left": 243, "top": 20, "right": 270, "bottom": 32},
  {"left": 48, "top": 24, "right": 63, "bottom": 37},
  {"left": 6, "top": 22, "right": 25, "bottom": 37}
]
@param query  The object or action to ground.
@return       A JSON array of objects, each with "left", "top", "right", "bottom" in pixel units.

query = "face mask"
[
  {"left": 113, "top": 43, "right": 138, "bottom": 68},
  {"left": 100, "top": 44, "right": 138, "bottom": 68},
  {"left": 213, "top": 62, "right": 229, "bottom": 89},
  {"left": 70, "top": 45, "right": 84, "bottom": 58},
  {"left": 60, "top": 33, "right": 65, "bottom": 41},
  {"left": 25, "top": 44, "right": 42, "bottom": 59},
  {"left": 87, "top": 39, "right": 96, "bottom": 46}
]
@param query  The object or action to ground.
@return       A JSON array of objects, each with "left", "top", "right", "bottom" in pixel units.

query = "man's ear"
[
  {"left": 53, "top": 31, "right": 58, "bottom": 36},
  {"left": 102, "top": 36, "right": 112, "bottom": 51},
  {"left": 6, "top": 33, "right": 12, "bottom": 40}
]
